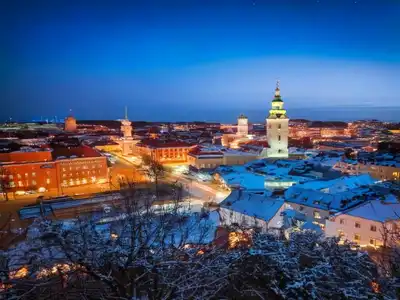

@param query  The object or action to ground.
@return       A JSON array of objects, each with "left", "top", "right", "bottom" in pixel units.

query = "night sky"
[{"left": 1, "top": 0, "right": 399, "bottom": 123}]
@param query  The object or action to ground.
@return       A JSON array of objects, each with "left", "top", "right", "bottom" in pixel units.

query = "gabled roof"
[
  {"left": 220, "top": 190, "right": 284, "bottom": 222},
  {"left": 342, "top": 196, "right": 400, "bottom": 222}
]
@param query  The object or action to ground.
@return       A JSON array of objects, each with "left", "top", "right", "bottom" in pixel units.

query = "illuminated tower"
[
  {"left": 237, "top": 114, "right": 249, "bottom": 137},
  {"left": 121, "top": 106, "right": 133, "bottom": 155},
  {"left": 121, "top": 106, "right": 132, "bottom": 139},
  {"left": 266, "top": 81, "right": 289, "bottom": 158},
  {"left": 64, "top": 109, "right": 77, "bottom": 132}
]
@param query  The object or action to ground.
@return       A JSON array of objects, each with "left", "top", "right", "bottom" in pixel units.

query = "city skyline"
[{"left": 2, "top": 1, "right": 400, "bottom": 122}]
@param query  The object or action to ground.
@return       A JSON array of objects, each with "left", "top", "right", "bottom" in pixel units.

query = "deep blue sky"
[{"left": 1, "top": 0, "right": 400, "bottom": 122}]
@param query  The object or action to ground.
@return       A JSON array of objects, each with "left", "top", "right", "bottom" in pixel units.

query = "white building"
[
  {"left": 325, "top": 195, "right": 400, "bottom": 248},
  {"left": 219, "top": 190, "right": 285, "bottom": 232},
  {"left": 284, "top": 174, "right": 377, "bottom": 228},
  {"left": 237, "top": 114, "right": 249, "bottom": 137},
  {"left": 266, "top": 81, "right": 289, "bottom": 158}
]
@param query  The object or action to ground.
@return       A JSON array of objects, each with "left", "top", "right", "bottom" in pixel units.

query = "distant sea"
[
  {"left": 184, "top": 106, "right": 400, "bottom": 124},
  {"left": 23, "top": 106, "right": 400, "bottom": 124}
]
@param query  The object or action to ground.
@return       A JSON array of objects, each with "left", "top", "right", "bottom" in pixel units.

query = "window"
[
  {"left": 355, "top": 222, "right": 361, "bottom": 228},
  {"left": 340, "top": 219, "right": 345, "bottom": 225},
  {"left": 370, "top": 225, "right": 377, "bottom": 232},
  {"left": 18, "top": 181, "right": 23, "bottom": 187},
  {"left": 369, "top": 239, "right": 376, "bottom": 246},
  {"left": 354, "top": 234, "right": 361, "bottom": 241},
  {"left": 46, "top": 178, "right": 50, "bottom": 184},
  {"left": 278, "top": 124, "right": 281, "bottom": 129},
  {"left": 338, "top": 230, "right": 345, "bottom": 238},
  {"left": 8, "top": 175, "right": 13, "bottom": 179},
  {"left": 299, "top": 206, "right": 304, "bottom": 211},
  {"left": 313, "top": 211, "right": 321, "bottom": 219},
  {"left": 17, "top": 174, "right": 21, "bottom": 179},
  {"left": 32, "top": 172, "right": 36, "bottom": 177},
  {"left": 25, "top": 173, "right": 28, "bottom": 177},
  {"left": 32, "top": 180, "right": 37, "bottom": 186},
  {"left": 9, "top": 181, "right": 15, "bottom": 187},
  {"left": 278, "top": 135, "right": 281, "bottom": 141}
]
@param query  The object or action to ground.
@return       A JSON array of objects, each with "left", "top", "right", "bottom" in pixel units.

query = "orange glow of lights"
[
  {"left": 9, "top": 266, "right": 28, "bottom": 279},
  {"left": 197, "top": 249, "right": 205, "bottom": 255},
  {"left": 371, "top": 281, "right": 380, "bottom": 293}
]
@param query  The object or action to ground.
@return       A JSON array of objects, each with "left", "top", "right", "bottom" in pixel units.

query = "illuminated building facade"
[
  {"left": 0, "top": 146, "right": 108, "bottom": 196},
  {"left": 119, "top": 106, "right": 136, "bottom": 155},
  {"left": 64, "top": 113, "right": 77, "bottom": 132},
  {"left": 133, "top": 140, "right": 196, "bottom": 164},
  {"left": 237, "top": 114, "right": 249, "bottom": 137},
  {"left": 266, "top": 81, "right": 289, "bottom": 158}
]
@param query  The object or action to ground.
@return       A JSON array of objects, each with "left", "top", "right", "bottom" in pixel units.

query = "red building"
[{"left": 0, "top": 146, "right": 108, "bottom": 196}]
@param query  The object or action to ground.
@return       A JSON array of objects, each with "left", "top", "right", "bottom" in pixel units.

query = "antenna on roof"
[{"left": 125, "top": 106, "right": 128, "bottom": 120}]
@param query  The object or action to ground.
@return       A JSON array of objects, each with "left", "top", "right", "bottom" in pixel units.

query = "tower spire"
[
  {"left": 275, "top": 80, "right": 280, "bottom": 97},
  {"left": 124, "top": 106, "right": 128, "bottom": 120}
]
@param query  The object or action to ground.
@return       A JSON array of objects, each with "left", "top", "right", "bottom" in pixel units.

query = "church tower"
[
  {"left": 64, "top": 109, "right": 77, "bottom": 132},
  {"left": 120, "top": 106, "right": 133, "bottom": 155},
  {"left": 237, "top": 114, "right": 249, "bottom": 137},
  {"left": 121, "top": 106, "right": 132, "bottom": 139},
  {"left": 266, "top": 81, "right": 289, "bottom": 158}
]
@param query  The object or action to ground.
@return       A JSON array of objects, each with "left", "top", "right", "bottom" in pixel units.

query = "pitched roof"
[
  {"left": 220, "top": 190, "right": 284, "bottom": 222},
  {"left": 343, "top": 196, "right": 400, "bottom": 222}
]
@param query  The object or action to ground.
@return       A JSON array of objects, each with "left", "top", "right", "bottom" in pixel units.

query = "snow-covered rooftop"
[
  {"left": 295, "top": 174, "right": 376, "bottom": 192},
  {"left": 339, "top": 196, "right": 400, "bottom": 222},
  {"left": 220, "top": 190, "right": 284, "bottom": 222}
]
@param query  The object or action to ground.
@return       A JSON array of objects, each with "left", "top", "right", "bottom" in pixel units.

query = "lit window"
[
  {"left": 32, "top": 172, "right": 36, "bottom": 177},
  {"left": 313, "top": 211, "right": 321, "bottom": 219},
  {"left": 370, "top": 225, "right": 377, "bottom": 232},
  {"left": 62, "top": 174, "right": 66, "bottom": 178},
  {"left": 9, "top": 181, "right": 15, "bottom": 187},
  {"left": 32, "top": 180, "right": 37, "bottom": 185},
  {"left": 338, "top": 230, "right": 345, "bottom": 238},
  {"left": 354, "top": 234, "right": 361, "bottom": 241},
  {"left": 17, "top": 174, "right": 21, "bottom": 179},
  {"left": 340, "top": 219, "right": 345, "bottom": 225},
  {"left": 46, "top": 178, "right": 50, "bottom": 184},
  {"left": 8, "top": 175, "right": 13, "bottom": 179},
  {"left": 18, "top": 181, "right": 23, "bottom": 187},
  {"left": 355, "top": 222, "right": 361, "bottom": 228},
  {"left": 369, "top": 239, "right": 376, "bottom": 246},
  {"left": 25, "top": 173, "right": 28, "bottom": 177}
]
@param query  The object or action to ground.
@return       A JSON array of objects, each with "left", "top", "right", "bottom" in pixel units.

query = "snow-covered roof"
[
  {"left": 285, "top": 185, "right": 372, "bottom": 211},
  {"left": 220, "top": 190, "right": 284, "bottom": 222},
  {"left": 219, "top": 170, "right": 266, "bottom": 190},
  {"left": 294, "top": 174, "right": 376, "bottom": 192},
  {"left": 340, "top": 196, "right": 400, "bottom": 222}
]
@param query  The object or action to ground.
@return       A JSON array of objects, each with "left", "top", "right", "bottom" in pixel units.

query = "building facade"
[
  {"left": 187, "top": 148, "right": 258, "bottom": 170},
  {"left": 334, "top": 161, "right": 400, "bottom": 183},
  {"left": 0, "top": 148, "right": 109, "bottom": 196},
  {"left": 133, "top": 140, "right": 196, "bottom": 164},
  {"left": 266, "top": 81, "right": 289, "bottom": 158},
  {"left": 64, "top": 115, "right": 77, "bottom": 132},
  {"left": 237, "top": 114, "right": 249, "bottom": 137}
]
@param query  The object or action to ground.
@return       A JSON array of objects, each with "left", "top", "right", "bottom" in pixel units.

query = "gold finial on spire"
[{"left": 124, "top": 106, "right": 128, "bottom": 120}]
